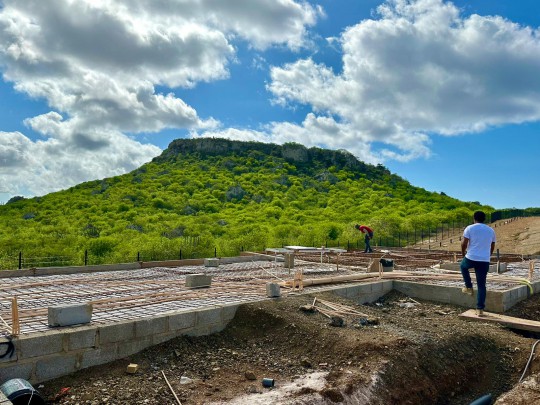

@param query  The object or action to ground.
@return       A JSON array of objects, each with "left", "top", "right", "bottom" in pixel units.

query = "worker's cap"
[{"left": 354, "top": 224, "right": 360, "bottom": 229}]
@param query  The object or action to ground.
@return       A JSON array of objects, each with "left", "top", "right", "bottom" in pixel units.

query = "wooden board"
[{"left": 460, "top": 309, "right": 540, "bottom": 333}]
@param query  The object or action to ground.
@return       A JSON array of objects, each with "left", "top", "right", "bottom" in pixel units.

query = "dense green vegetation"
[{"left": 0, "top": 138, "right": 491, "bottom": 268}]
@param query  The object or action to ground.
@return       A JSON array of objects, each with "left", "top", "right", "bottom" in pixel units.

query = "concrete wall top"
[{"left": 0, "top": 263, "right": 141, "bottom": 279}]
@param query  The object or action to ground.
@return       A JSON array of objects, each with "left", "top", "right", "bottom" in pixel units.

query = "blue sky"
[{"left": 1, "top": 0, "right": 539, "bottom": 209}]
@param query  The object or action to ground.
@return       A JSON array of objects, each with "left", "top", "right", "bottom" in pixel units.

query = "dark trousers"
[
  {"left": 460, "top": 257, "right": 489, "bottom": 310},
  {"left": 364, "top": 234, "right": 373, "bottom": 253}
]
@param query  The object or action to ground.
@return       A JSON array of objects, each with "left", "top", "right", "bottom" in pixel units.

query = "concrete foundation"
[
  {"left": 284, "top": 253, "right": 295, "bottom": 269},
  {"left": 0, "top": 258, "right": 537, "bottom": 386},
  {"left": 0, "top": 305, "right": 238, "bottom": 384},
  {"left": 48, "top": 303, "right": 93, "bottom": 327}
]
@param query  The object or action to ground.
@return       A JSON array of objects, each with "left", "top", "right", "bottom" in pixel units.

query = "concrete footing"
[
  {"left": 1, "top": 276, "right": 538, "bottom": 385},
  {"left": 0, "top": 305, "right": 238, "bottom": 384}
]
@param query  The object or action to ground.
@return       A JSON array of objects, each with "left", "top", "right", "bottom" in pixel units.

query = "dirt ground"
[
  {"left": 32, "top": 217, "right": 540, "bottom": 404},
  {"left": 37, "top": 289, "right": 540, "bottom": 405}
]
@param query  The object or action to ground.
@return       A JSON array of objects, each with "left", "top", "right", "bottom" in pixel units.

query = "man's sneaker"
[
  {"left": 476, "top": 309, "right": 485, "bottom": 317},
  {"left": 461, "top": 287, "right": 474, "bottom": 296}
]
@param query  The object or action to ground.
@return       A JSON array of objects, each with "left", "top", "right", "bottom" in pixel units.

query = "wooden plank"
[{"left": 460, "top": 309, "right": 540, "bottom": 333}]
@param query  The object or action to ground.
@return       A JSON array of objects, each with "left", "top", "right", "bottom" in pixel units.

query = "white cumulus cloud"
[
  {"left": 0, "top": 0, "right": 320, "bottom": 199},
  {"left": 262, "top": 0, "right": 540, "bottom": 161}
]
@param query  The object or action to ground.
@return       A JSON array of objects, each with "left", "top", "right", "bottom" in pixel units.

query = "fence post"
[
  {"left": 137, "top": 252, "right": 140, "bottom": 262},
  {"left": 19, "top": 251, "right": 22, "bottom": 269},
  {"left": 214, "top": 247, "right": 217, "bottom": 258},
  {"left": 179, "top": 249, "right": 182, "bottom": 260},
  {"left": 347, "top": 240, "right": 350, "bottom": 250},
  {"left": 84, "top": 250, "right": 88, "bottom": 266}
]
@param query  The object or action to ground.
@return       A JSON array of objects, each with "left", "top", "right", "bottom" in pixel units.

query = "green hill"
[{"left": 0, "top": 138, "right": 489, "bottom": 268}]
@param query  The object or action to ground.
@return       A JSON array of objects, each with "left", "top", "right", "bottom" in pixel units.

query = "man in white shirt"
[{"left": 460, "top": 211, "right": 496, "bottom": 316}]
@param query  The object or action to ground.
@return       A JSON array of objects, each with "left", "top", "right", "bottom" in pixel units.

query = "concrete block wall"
[
  {"left": 393, "top": 281, "right": 513, "bottom": 312},
  {"left": 0, "top": 304, "right": 238, "bottom": 384},
  {"left": 330, "top": 280, "right": 393, "bottom": 304},
  {"left": 0, "top": 277, "right": 526, "bottom": 386}
]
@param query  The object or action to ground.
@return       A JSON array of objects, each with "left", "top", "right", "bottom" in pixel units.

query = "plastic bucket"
[{"left": 0, "top": 378, "right": 46, "bottom": 405}]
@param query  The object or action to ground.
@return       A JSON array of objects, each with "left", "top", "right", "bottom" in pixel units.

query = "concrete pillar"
[{"left": 284, "top": 253, "right": 295, "bottom": 269}]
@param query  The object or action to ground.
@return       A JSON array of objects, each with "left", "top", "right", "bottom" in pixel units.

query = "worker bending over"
[{"left": 355, "top": 224, "right": 374, "bottom": 253}]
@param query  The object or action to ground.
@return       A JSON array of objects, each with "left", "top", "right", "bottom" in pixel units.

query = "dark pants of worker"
[
  {"left": 364, "top": 234, "right": 373, "bottom": 253},
  {"left": 460, "top": 257, "right": 489, "bottom": 310}
]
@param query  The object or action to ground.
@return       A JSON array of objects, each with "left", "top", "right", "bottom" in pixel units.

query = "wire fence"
[{"left": 0, "top": 222, "right": 475, "bottom": 271}]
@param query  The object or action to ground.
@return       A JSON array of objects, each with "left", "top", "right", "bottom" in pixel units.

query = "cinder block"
[
  {"left": 117, "top": 337, "right": 153, "bottom": 358},
  {"left": 98, "top": 321, "right": 135, "bottom": 344},
  {"left": 221, "top": 304, "right": 239, "bottom": 322},
  {"left": 48, "top": 303, "right": 93, "bottom": 327},
  {"left": 266, "top": 283, "right": 281, "bottom": 298},
  {"left": 186, "top": 274, "right": 212, "bottom": 288},
  {"left": 18, "top": 331, "right": 65, "bottom": 359},
  {"left": 0, "top": 362, "right": 34, "bottom": 383},
  {"left": 67, "top": 326, "right": 97, "bottom": 351},
  {"left": 196, "top": 307, "right": 221, "bottom": 326},
  {"left": 152, "top": 332, "right": 176, "bottom": 346},
  {"left": 80, "top": 345, "right": 118, "bottom": 369},
  {"left": 135, "top": 316, "right": 168, "bottom": 338},
  {"left": 186, "top": 322, "right": 228, "bottom": 337},
  {"left": 204, "top": 258, "right": 220, "bottom": 267},
  {"left": 35, "top": 354, "right": 78, "bottom": 382},
  {"left": 168, "top": 311, "right": 196, "bottom": 331}
]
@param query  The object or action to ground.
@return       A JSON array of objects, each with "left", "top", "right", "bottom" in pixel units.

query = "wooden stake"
[
  {"left": 11, "top": 296, "right": 20, "bottom": 336},
  {"left": 161, "top": 370, "right": 182, "bottom": 405}
]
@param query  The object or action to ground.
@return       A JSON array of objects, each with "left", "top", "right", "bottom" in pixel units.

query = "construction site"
[{"left": 1, "top": 217, "right": 540, "bottom": 404}]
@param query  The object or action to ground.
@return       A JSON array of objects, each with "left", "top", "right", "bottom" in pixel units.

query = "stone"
[
  {"left": 126, "top": 363, "right": 139, "bottom": 374},
  {"left": 244, "top": 371, "right": 257, "bottom": 381},
  {"left": 266, "top": 283, "right": 281, "bottom": 298}
]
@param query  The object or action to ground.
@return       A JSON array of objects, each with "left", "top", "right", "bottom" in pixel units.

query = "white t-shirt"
[{"left": 463, "top": 223, "right": 496, "bottom": 262}]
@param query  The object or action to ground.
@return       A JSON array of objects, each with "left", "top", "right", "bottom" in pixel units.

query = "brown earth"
[
  {"left": 436, "top": 217, "right": 540, "bottom": 256},
  {"left": 34, "top": 217, "right": 540, "bottom": 404}
]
